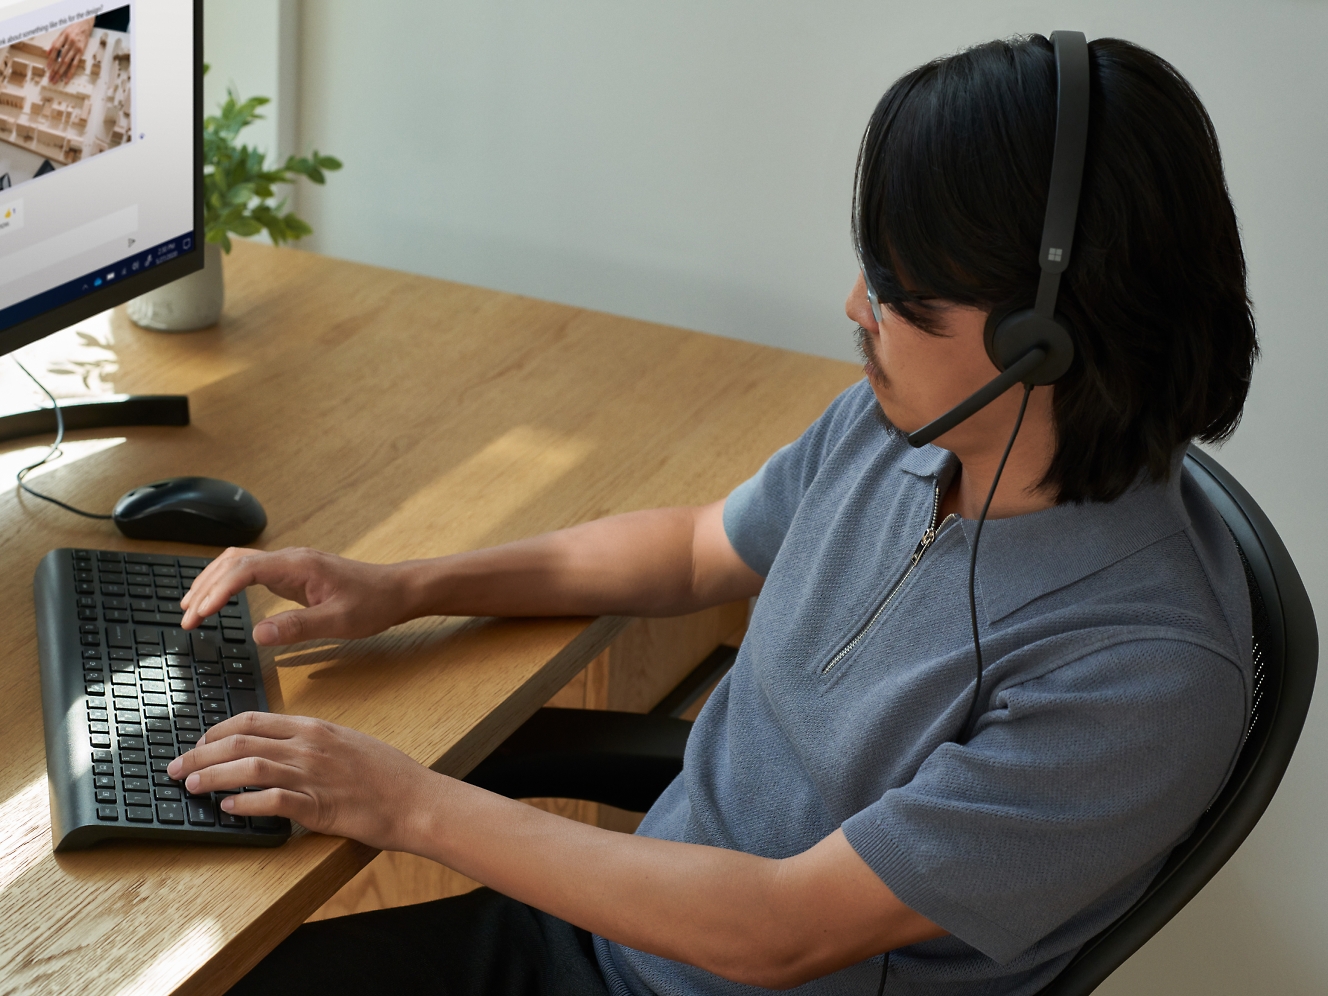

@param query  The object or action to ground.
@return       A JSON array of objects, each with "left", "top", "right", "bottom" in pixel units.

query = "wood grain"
[{"left": 0, "top": 241, "right": 859, "bottom": 995}]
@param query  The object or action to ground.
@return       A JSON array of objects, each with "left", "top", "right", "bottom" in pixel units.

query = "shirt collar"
[{"left": 917, "top": 447, "right": 1191, "bottom": 623}]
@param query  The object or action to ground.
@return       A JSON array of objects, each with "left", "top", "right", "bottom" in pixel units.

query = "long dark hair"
[{"left": 854, "top": 35, "right": 1257, "bottom": 503}]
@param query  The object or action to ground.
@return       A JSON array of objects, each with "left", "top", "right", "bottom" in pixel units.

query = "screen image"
[
  {"left": 0, "top": 0, "right": 198, "bottom": 351},
  {"left": 0, "top": 5, "right": 133, "bottom": 186}
]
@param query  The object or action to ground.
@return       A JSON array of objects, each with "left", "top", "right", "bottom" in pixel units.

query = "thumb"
[{"left": 252, "top": 603, "right": 343, "bottom": 645}]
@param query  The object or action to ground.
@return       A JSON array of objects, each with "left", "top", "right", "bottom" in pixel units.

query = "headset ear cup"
[{"left": 986, "top": 308, "right": 1076, "bottom": 385}]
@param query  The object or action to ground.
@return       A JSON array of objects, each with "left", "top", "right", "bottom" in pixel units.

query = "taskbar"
[{"left": 0, "top": 232, "right": 199, "bottom": 333}]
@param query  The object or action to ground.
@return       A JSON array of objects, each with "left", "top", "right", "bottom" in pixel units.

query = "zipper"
[{"left": 821, "top": 482, "right": 956, "bottom": 675}]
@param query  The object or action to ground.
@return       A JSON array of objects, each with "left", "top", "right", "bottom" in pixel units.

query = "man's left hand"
[{"left": 166, "top": 712, "right": 431, "bottom": 851}]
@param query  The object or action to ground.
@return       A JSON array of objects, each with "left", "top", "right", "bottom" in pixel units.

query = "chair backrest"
[{"left": 1039, "top": 446, "right": 1319, "bottom": 995}]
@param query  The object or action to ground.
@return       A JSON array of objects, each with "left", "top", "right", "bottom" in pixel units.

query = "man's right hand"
[{"left": 179, "top": 547, "right": 414, "bottom": 646}]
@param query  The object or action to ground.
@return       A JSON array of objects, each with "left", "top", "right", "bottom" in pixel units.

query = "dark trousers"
[{"left": 227, "top": 888, "right": 610, "bottom": 996}]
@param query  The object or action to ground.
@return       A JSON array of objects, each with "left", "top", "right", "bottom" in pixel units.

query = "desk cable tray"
[{"left": 35, "top": 548, "right": 290, "bottom": 850}]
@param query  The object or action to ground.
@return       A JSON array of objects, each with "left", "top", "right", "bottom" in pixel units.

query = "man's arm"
[
  {"left": 180, "top": 500, "right": 763, "bottom": 643},
  {"left": 168, "top": 713, "right": 946, "bottom": 988}
]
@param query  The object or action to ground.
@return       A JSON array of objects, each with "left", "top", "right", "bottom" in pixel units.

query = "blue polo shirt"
[{"left": 595, "top": 379, "right": 1251, "bottom": 996}]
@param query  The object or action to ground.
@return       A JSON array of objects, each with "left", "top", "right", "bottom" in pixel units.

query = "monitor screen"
[{"left": 0, "top": 0, "right": 201, "bottom": 357}]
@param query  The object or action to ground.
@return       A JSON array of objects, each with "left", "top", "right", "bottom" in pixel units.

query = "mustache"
[{"left": 855, "top": 325, "right": 889, "bottom": 388}]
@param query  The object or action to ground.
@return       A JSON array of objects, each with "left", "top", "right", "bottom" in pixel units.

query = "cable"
[
  {"left": 12, "top": 358, "right": 114, "bottom": 520},
  {"left": 960, "top": 383, "right": 1033, "bottom": 741},
  {"left": 875, "top": 951, "right": 890, "bottom": 995}
]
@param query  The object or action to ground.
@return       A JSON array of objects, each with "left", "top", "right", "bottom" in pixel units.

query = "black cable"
[
  {"left": 12, "top": 358, "right": 114, "bottom": 520},
  {"left": 960, "top": 383, "right": 1033, "bottom": 741},
  {"left": 875, "top": 951, "right": 890, "bottom": 995}
]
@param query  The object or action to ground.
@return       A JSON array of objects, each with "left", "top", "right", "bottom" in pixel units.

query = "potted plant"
[{"left": 128, "top": 77, "right": 342, "bottom": 331}]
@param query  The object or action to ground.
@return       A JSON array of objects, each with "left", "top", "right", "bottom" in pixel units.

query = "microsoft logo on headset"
[{"left": 1047, "top": 247, "right": 1064, "bottom": 262}]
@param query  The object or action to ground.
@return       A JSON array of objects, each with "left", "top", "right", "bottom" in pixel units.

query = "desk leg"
[{"left": 306, "top": 601, "right": 749, "bottom": 921}]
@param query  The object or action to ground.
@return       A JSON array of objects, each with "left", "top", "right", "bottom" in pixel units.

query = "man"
[{"left": 174, "top": 35, "right": 1257, "bottom": 995}]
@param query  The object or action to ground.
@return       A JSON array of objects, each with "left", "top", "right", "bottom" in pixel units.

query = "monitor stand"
[{"left": 0, "top": 395, "right": 189, "bottom": 445}]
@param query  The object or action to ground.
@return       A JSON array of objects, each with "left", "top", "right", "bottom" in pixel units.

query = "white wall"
[{"left": 208, "top": 2, "right": 1328, "bottom": 992}]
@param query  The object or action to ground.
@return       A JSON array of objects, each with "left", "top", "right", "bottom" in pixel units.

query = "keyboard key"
[
  {"left": 78, "top": 595, "right": 97, "bottom": 607},
  {"left": 154, "top": 787, "right": 182, "bottom": 801},
  {"left": 218, "top": 810, "right": 246, "bottom": 829},
  {"left": 126, "top": 806, "right": 153, "bottom": 822},
  {"left": 91, "top": 748, "right": 112, "bottom": 762},
  {"left": 105, "top": 625, "right": 132, "bottom": 648},
  {"left": 94, "top": 775, "right": 115, "bottom": 788},
  {"left": 134, "top": 628, "right": 160, "bottom": 645},
  {"left": 225, "top": 674, "right": 256, "bottom": 690},
  {"left": 171, "top": 692, "right": 198, "bottom": 704},
  {"left": 114, "top": 708, "right": 140, "bottom": 721},
  {"left": 157, "top": 588, "right": 182, "bottom": 601},
  {"left": 145, "top": 719, "right": 171, "bottom": 732},
  {"left": 201, "top": 700, "right": 227, "bottom": 713},
  {"left": 111, "top": 673, "right": 136, "bottom": 685},
  {"left": 228, "top": 690, "right": 260, "bottom": 714},
  {"left": 196, "top": 616, "right": 220, "bottom": 630},
  {"left": 123, "top": 764, "right": 148, "bottom": 777},
  {"left": 95, "top": 788, "right": 117, "bottom": 803},
  {"left": 93, "top": 762, "right": 114, "bottom": 775},
  {"left": 117, "top": 724, "right": 143, "bottom": 737},
  {"left": 222, "top": 628, "right": 247, "bottom": 643},
  {"left": 156, "top": 802, "right": 185, "bottom": 824},
  {"left": 195, "top": 662, "right": 222, "bottom": 676},
  {"left": 163, "top": 630, "right": 189, "bottom": 656},
  {"left": 128, "top": 586, "right": 153, "bottom": 598},
  {"left": 100, "top": 584, "right": 127, "bottom": 596},
  {"left": 149, "top": 746, "right": 176, "bottom": 758},
  {"left": 97, "top": 806, "right": 120, "bottom": 821},
  {"left": 174, "top": 717, "right": 201, "bottom": 731},
  {"left": 250, "top": 817, "right": 284, "bottom": 830},
  {"left": 89, "top": 734, "right": 111, "bottom": 747},
  {"left": 124, "top": 791, "right": 152, "bottom": 806},
  {"left": 169, "top": 679, "right": 193, "bottom": 692},
  {"left": 198, "top": 675, "right": 223, "bottom": 688},
  {"left": 143, "top": 705, "right": 170, "bottom": 719},
  {"left": 140, "top": 680, "right": 167, "bottom": 693},
  {"left": 109, "top": 649, "right": 134, "bottom": 661},
  {"left": 148, "top": 733, "right": 174, "bottom": 745},
  {"left": 190, "top": 632, "right": 219, "bottom": 661},
  {"left": 220, "top": 645, "right": 251, "bottom": 659},
  {"left": 119, "top": 750, "right": 146, "bottom": 764},
  {"left": 112, "top": 686, "right": 138, "bottom": 700},
  {"left": 110, "top": 661, "right": 134, "bottom": 673},
  {"left": 122, "top": 778, "right": 149, "bottom": 792},
  {"left": 177, "top": 730, "right": 202, "bottom": 744},
  {"left": 186, "top": 797, "right": 215, "bottom": 825},
  {"left": 82, "top": 648, "right": 102, "bottom": 659},
  {"left": 142, "top": 692, "right": 169, "bottom": 705},
  {"left": 167, "top": 667, "right": 192, "bottom": 680},
  {"left": 80, "top": 634, "right": 101, "bottom": 647},
  {"left": 103, "top": 609, "right": 131, "bottom": 623},
  {"left": 153, "top": 773, "right": 180, "bottom": 786},
  {"left": 173, "top": 704, "right": 199, "bottom": 717},
  {"left": 220, "top": 606, "right": 243, "bottom": 619},
  {"left": 132, "top": 612, "right": 161, "bottom": 625},
  {"left": 76, "top": 583, "right": 95, "bottom": 594},
  {"left": 78, "top": 607, "right": 97, "bottom": 621},
  {"left": 126, "top": 560, "right": 152, "bottom": 572},
  {"left": 151, "top": 759, "right": 173, "bottom": 772},
  {"left": 85, "top": 683, "right": 106, "bottom": 694},
  {"left": 88, "top": 721, "right": 110, "bottom": 734},
  {"left": 119, "top": 737, "right": 145, "bottom": 750}
]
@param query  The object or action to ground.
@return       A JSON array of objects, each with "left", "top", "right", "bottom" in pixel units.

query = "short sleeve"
[
  {"left": 723, "top": 381, "right": 875, "bottom": 576},
  {"left": 841, "top": 638, "right": 1246, "bottom": 964}
]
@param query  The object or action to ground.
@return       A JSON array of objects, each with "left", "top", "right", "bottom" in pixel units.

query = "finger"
[
  {"left": 218, "top": 786, "right": 310, "bottom": 819},
  {"left": 180, "top": 547, "right": 256, "bottom": 618},
  {"left": 168, "top": 714, "right": 307, "bottom": 779},
  {"left": 252, "top": 602, "right": 345, "bottom": 645},
  {"left": 182, "top": 754, "right": 303, "bottom": 796}
]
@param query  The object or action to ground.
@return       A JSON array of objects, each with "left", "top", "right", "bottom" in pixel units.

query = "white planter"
[{"left": 127, "top": 241, "right": 225, "bottom": 331}]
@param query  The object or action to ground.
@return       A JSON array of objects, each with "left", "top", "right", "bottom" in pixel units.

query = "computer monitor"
[{"left": 0, "top": 0, "right": 202, "bottom": 361}]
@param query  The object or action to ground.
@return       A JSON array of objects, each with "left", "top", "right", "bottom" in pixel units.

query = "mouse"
[{"left": 112, "top": 476, "right": 268, "bottom": 547}]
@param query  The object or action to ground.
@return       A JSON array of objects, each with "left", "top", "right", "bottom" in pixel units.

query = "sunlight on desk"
[
  {"left": 0, "top": 775, "right": 49, "bottom": 896},
  {"left": 344, "top": 425, "right": 595, "bottom": 562},
  {"left": 113, "top": 921, "right": 224, "bottom": 996}
]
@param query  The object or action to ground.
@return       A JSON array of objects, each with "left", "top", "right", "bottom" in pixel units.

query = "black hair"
[{"left": 853, "top": 35, "right": 1257, "bottom": 503}]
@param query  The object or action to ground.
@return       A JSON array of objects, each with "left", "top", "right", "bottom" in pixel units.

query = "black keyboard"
[{"left": 34, "top": 548, "right": 291, "bottom": 851}]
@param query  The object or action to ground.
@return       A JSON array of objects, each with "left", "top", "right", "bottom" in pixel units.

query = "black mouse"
[{"left": 112, "top": 477, "right": 267, "bottom": 547}]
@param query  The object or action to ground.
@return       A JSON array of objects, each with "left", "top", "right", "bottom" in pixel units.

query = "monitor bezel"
[{"left": 0, "top": 0, "right": 205, "bottom": 358}]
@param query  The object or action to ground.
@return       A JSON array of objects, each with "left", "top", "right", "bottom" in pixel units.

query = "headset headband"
[{"left": 1033, "top": 31, "right": 1090, "bottom": 320}]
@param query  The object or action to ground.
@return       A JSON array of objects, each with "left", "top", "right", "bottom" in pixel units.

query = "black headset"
[{"left": 863, "top": 30, "right": 1089, "bottom": 448}]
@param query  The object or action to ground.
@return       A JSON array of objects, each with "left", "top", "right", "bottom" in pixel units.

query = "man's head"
[{"left": 851, "top": 35, "right": 1257, "bottom": 503}]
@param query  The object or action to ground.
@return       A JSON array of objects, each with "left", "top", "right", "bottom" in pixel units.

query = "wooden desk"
[{"left": 0, "top": 241, "right": 859, "bottom": 994}]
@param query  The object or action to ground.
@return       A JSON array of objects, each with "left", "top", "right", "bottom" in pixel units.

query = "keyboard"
[{"left": 34, "top": 548, "right": 291, "bottom": 851}]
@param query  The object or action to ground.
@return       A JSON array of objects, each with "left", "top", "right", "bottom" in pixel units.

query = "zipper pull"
[{"left": 909, "top": 526, "right": 937, "bottom": 567}]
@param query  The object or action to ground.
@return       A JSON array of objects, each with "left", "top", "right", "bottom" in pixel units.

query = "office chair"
[{"left": 465, "top": 446, "right": 1318, "bottom": 994}]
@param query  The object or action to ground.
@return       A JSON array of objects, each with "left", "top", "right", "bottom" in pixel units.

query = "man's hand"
[
  {"left": 180, "top": 547, "right": 416, "bottom": 645},
  {"left": 45, "top": 18, "right": 93, "bottom": 84},
  {"left": 166, "top": 712, "right": 430, "bottom": 851}
]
